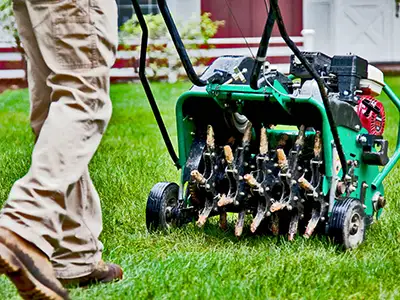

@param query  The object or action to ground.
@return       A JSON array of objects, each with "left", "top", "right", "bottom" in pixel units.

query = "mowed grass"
[{"left": 0, "top": 78, "right": 400, "bottom": 299}]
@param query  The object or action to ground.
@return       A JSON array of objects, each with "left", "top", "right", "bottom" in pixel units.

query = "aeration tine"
[
  {"left": 217, "top": 194, "right": 234, "bottom": 207},
  {"left": 219, "top": 212, "right": 228, "bottom": 231},
  {"left": 304, "top": 209, "right": 320, "bottom": 238},
  {"left": 191, "top": 170, "right": 206, "bottom": 185},
  {"left": 260, "top": 127, "right": 268, "bottom": 155},
  {"left": 242, "top": 122, "right": 253, "bottom": 143},
  {"left": 244, "top": 174, "right": 260, "bottom": 189},
  {"left": 313, "top": 131, "right": 322, "bottom": 159},
  {"left": 207, "top": 125, "right": 215, "bottom": 150},
  {"left": 295, "top": 125, "right": 306, "bottom": 147},
  {"left": 270, "top": 215, "right": 280, "bottom": 236},
  {"left": 251, "top": 211, "right": 265, "bottom": 233},
  {"left": 270, "top": 202, "right": 285, "bottom": 212},
  {"left": 196, "top": 205, "right": 213, "bottom": 228},
  {"left": 288, "top": 214, "right": 299, "bottom": 241},
  {"left": 235, "top": 210, "right": 246, "bottom": 237},
  {"left": 224, "top": 145, "right": 234, "bottom": 165},
  {"left": 298, "top": 176, "right": 318, "bottom": 197},
  {"left": 276, "top": 149, "right": 288, "bottom": 171},
  {"left": 196, "top": 198, "right": 214, "bottom": 228}
]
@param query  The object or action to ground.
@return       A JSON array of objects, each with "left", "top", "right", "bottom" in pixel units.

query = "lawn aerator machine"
[{"left": 132, "top": 0, "right": 400, "bottom": 249}]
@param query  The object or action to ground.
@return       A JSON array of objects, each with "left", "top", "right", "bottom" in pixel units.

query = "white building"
[{"left": 304, "top": 0, "right": 400, "bottom": 63}]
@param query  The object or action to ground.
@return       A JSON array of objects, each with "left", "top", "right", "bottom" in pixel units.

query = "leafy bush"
[
  {"left": 0, "top": 1, "right": 224, "bottom": 83},
  {"left": 0, "top": 0, "right": 26, "bottom": 81},
  {"left": 120, "top": 12, "right": 224, "bottom": 83},
  {"left": 0, "top": 0, "right": 20, "bottom": 46}
]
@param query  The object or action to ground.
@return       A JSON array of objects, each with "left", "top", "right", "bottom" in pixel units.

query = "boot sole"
[{"left": 0, "top": 243, "right": 68, "bottom": 300}]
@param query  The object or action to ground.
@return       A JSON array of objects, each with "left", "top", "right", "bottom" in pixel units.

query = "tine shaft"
[
  {"left": 191, "top": 170, "right": 206, "bottom": 185},
  {"left": 314, "top": 131, "right": 322, "bottom": 159},
  {"left": 243, "top": 122, "right": 253, "bottom": 143},
  {"left": 196, "top": 199, "right": 214, "bottom": 227},
  {"left": 244, "top": 174, "right": 261, "bottom": 189},
  {"left": 304, "top": 209, "right": 320, "bottom": 238},
  {"left": 219, "top": 212, "right": 228, "bottom": 231},
  {"left": 235, "top": 210, "right": 246, "bottom": 237},
  {"left": 298, "top": 176, "right": 314, "bottom": 191},
  {"left": 298, "top": 176, "right": 318, "bottom": 197},
  {"left": 250, "top": 210, "right": 265, "bottom": 233},
  {"left": 270, "top": 215, "right": 280, "bottom": 236},
  {"left": 217, "top": 194, "right": 234, "bottom": 207},
  {"left": 276, "top": 149, "right": 288, "bottom": 171},
  {"left": 270, "top": 202, "right": 285, "bottom": 212},
  {"left": 288, "top": 214, "right": 299, "bottom": 241},
  {"left": 295, "top": 125, "right": 306, "bottom": 147},
  {"left": 207, "top": 125, "right": 215, "bottom": 150},
  {"left": 260, "top": 127, "right": 268, "bottom": 155},
  {"left": 224, "top": 145, "right": 234, "bottom": 164}
]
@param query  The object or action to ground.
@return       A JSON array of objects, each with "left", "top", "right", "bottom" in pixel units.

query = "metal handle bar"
[
  {"left": 131, "top": 0, "right": 181, "bottom": 169},
  {"left": 249, "top": 7, "right": 276, "bottom": 90},
  {"left": 156, "top": 0, "right": 207, "bottom": 87},
  {"left": 372, "top": 84, "right": 400, "bottom": 189}
]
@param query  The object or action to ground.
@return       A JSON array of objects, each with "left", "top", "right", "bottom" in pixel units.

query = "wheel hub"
[{"left": 349, "top": 213, "right": 361, "bottom": 235}]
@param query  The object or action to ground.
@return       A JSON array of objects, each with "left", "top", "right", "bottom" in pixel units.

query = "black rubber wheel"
[
  {"left": 329, "top": 198, "right": 366, "bottom": 249},
  {"left": 146, "top": 182, "right": 179, "bottom": 232}
]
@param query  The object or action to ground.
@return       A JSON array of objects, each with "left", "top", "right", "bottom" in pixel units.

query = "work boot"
[
  {"left": 0, "top": 227, "right": 70, "bottom": 300},
  {"left": 59, "top": 260, "right": 123, "bottom": 287}
]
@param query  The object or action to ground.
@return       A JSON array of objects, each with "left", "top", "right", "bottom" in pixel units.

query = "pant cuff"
[
  {"left": 0, "top": 215, "right": 54, "bottom": 258},
  {"left": 53, "top": 253, "right": 101, "bottom": 279}
]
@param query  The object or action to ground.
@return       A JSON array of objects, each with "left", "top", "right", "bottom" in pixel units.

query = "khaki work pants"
[{"left": 0, "top": 0, "right": 118, "bottom": 279}]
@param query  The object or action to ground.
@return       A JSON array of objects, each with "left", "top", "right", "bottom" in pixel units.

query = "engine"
[
  {"left": 357, "top": 95, "right": 386, "bottom": 135},
  {"left": 290, "top": 52, "right": 386, "bottom": 136}
]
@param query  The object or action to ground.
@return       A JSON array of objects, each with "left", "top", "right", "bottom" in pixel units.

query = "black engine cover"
[{"left": 330, "top": 55, "right": 368, "bottom": 104}]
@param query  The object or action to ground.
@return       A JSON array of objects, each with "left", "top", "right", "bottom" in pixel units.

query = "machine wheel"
[
  {"left": 146, "top": 182, "right": 179, "bottom": 232},
  {"left": 329, "top": 198, "right": 366, "bottom": 249}
]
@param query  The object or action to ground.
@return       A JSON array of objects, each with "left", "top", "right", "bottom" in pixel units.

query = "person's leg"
[
  {"left": 21, "top": 0, "right": 109, "bottom": 278},
  {"left": 50, "top": 167, "right": 103, "bottom": 278},
  {"left": 25, "top": 36, "right": 52, "bottom": 138},
  {"left": 0, "top": 0, "right": 119, "bottom": 280},
  {"left": 11, "top": 0, "right": 107, "bottom": 280},
  {"left": 53, "top": 169, "right": 123, "bottom": 285},
  {"left": 0, "top": 1, "right": 69, "bottom": 298}
]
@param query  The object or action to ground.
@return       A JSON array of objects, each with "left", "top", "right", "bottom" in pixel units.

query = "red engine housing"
[{"left": 356, "top": 95, "right": 386, "bottom": 135}]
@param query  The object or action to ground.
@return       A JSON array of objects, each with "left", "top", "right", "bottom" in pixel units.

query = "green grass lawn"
[{"left": 0, "top": 78, "right": 400, "bottom": 299}]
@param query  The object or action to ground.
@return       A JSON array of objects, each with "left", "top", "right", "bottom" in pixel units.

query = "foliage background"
[{"left": 119, "top": 12, "right": 224, "bottom": 83}]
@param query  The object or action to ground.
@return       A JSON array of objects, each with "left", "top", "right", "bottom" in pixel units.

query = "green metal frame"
[
  {"left": 372, "top": 84, "right": 400, "bottom": 189},
  {"left": 175, "top": 81, "right": 400, "bottom": 217}
]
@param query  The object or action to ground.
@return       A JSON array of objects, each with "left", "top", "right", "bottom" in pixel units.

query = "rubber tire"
[
  {"left": 328, "top": 198, "right": 366, "bottom": 250},
  {"left": 146, "top": 182, "right": 179, "bottom": 232}
]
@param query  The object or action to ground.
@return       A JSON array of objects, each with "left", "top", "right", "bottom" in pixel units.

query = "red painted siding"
[{"left": 201, "top": 0, "right": 303, "bottom": 38}]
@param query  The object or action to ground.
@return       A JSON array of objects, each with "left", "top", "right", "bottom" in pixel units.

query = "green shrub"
[
  {"left": 0, "top": 0, "right": 19, "bottom": 45},
  {"left": 119, "top": 12, "right": 224, "bottom": 83}
]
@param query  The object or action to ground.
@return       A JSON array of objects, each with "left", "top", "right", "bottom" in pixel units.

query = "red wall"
[{"left": 201, "top": 0, "right": 303, "bottom": 38}]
